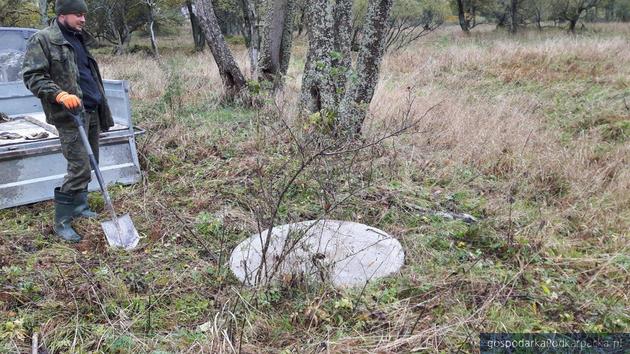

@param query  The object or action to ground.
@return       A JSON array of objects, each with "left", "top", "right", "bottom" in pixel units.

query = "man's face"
[{"left": 59, "top": 13, "right": 86, "bottom": 31}]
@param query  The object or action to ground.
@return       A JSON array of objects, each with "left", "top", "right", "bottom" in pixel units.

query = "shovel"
[{"left": 70, "top": 110, "right": 139, "bottom": 250}]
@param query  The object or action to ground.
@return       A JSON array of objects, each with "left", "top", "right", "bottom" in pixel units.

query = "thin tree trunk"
[
  {"left": 194, "top": 0, "right": 247, "bottom": 98},
  {"left": 39, "top": 0, "right": 48, "bottom": 26},
  {"left": 149, "top": 19, "right": 159, "bottom": 58},
  {"left": 510, "top": 0, "right": 519, "bottom": 34},
  {"left": 568, "top": 18, "right": 578, "bottom": 33},
  {"left": 456, "top": 0, "right": 470, "bottom": 33},
  {"left": 535, "top": 8, "right": 542, "bottom": 30},
  {"left": 114, "top": 26, "right": 130, "bottom": 55},
  {"left": 144, "top": 0, "right": 159, "bottom": 58},
  {"left": 105, "top": 9, "right": 125, "bottom": 55},
  {"left": 240, "top": 0, "right": 259, "bottom": 79},
  {"left": 338, "top": 0, "right": 393, "bottom": 136}
]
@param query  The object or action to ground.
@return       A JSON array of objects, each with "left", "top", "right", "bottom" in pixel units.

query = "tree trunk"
[
  {"left": 535, "top": 8, "right": 542, "bottom": 30},
  {"left": 194, "top": 0, "right": 247, "bottom": 97},
  {"left": 143, "top": 0, "right": 159, "bottom": 58},
  {"left": 258, "top": 0, "right": 297, "bottom": 88},
  {"left": 149, "top": 19, "right": 159, "bottom": 58},
  {"left": 113, "top": 26, "right": 130, "bottom": 55},
  {"left": 605, "top": 0, "right": 614, "bottom": 21},
  {"left": 300, "top": 0, "right": 393, "bottom": 137},
  {"left": 338, "top": 0, "right": 393, "bottom": 136},
  {"left": 240, "top": 0, "right": 259, "bottom": 79},
  {"left": 299, "top": 0, "right": 337, "bottom": 113},
  {"left": 496, "top": 12, "right": 507, "bottom": 28},
  {"left": 510, "top": 0, "right": 518, "bottom": 34},
  {"left": 456, "top": 0, "right": 470, "bottom": 33},
  {"left": 39, "top": 0, "right": 48, "bottom": 26},
  {"left": 568, "top": 18, "right": 578, "bottom": 33},
  {"left": 332, "top": 0, "right": 353, "bottom": 96},
  {"left": 187, "top": 0, "right": 206, "bottom": 51}
]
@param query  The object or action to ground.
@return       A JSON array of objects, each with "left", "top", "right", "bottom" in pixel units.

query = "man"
[{"left": 22, "top": 0, "right": 114, "bottom": 242}]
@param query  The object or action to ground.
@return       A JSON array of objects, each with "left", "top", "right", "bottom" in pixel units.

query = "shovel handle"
[{"left": 70, "top": 112, "right": 117, "bottom": 220}]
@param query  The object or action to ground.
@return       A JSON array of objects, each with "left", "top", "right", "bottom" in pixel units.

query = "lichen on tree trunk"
[
  {"left": 338, "top": 0, "right": 393, "bottom": 136},
  {"left": 240, "top": 0, "right": 259, "bottom": 79},
  {"left": 299, "top": 0, "right": 337, "bottom": 114},
  {"left": 193, "top": 0, "right": 247, "bottom": 98},
  {"left": 300, "top": 0, "right": 393, "bottom": 137},
  {"left": 332, "top": 0, "right": 353, "bottom": 97},
  {"left": 39, "top": 0, "right": 48, "bottom": 26},
  {"left": 258, "top": 0, "right": 297, "bottom": 88}
]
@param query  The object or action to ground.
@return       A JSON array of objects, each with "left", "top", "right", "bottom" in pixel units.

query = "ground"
[{"left": 1, "top": 23, "right": 629, "bottom": 353}]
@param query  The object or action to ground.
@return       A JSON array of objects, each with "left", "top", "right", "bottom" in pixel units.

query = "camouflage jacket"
[{"left": 21, "top": 19, "right": 114, "bottom": 130}]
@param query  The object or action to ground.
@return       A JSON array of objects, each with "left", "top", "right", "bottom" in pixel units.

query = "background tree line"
[
  {"left": 3, "top": 0, "right": 630, "bottom": 47},
  {"left": 451, "top": 0, "right": 630, "bottom": 33},
  {"left": 1, "top": 0, "right": 629, "bottom": 136}
]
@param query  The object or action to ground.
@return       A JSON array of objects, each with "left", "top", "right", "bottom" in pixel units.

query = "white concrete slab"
[{"left": 229, "top": 220, "right": 405, "bottom": 288}]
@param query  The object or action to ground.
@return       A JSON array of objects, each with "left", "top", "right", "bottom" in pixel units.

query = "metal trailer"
[{"left": 0, "top": 27, "right": 143, "bottom": 210}]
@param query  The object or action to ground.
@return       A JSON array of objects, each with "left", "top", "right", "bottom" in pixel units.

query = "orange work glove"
[{"left": 55, "top": 91, "right": 82, "bottom": 110}]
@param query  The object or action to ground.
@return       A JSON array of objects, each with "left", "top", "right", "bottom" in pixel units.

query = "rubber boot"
[
  {"left": 73, "top": 190, "right": 98, "bottom": 219},
  {"left": 53, "top": 188, "right": 81, "bottom": 243}
]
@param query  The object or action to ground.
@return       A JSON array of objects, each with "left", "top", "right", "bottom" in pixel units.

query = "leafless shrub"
[{"left": 241, "top": 87, "right": 440, "bottom": 287}]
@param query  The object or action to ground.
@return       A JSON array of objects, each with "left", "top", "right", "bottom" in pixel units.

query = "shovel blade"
[{"left": 101, "top": 213, "right": 139, "bottom": 250}]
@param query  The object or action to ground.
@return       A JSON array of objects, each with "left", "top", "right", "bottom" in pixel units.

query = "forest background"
[{"left": 1, "top": 0, "right": 629, "bottom": 352}]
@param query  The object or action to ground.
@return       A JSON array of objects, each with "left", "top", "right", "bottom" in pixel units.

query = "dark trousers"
[{"left": 55, "top": 110, "right": 100, "bottom": 193}]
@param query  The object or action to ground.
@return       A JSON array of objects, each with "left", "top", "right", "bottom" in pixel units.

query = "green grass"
[{"left": 2, "top": 24, "right": 629, "bottom": 353}]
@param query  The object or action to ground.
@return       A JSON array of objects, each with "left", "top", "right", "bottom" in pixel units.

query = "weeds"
[{"left": 1, "top": 24, "right": 628, "bottom": 352}]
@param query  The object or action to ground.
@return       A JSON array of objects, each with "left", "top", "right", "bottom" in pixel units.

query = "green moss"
[{"left": 174, "top": 294, "right": 212, "bottom": 323}]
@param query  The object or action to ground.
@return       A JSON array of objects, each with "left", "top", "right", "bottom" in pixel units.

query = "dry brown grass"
[
  {"left": 91, "top": 23, "right": 629, "bottom": 351},
  {"left": 2, "top": 23, "right": 628, "bottom": 354},
  {"left": 384, "top": 28, "right": 627, "bottom": 211}
]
